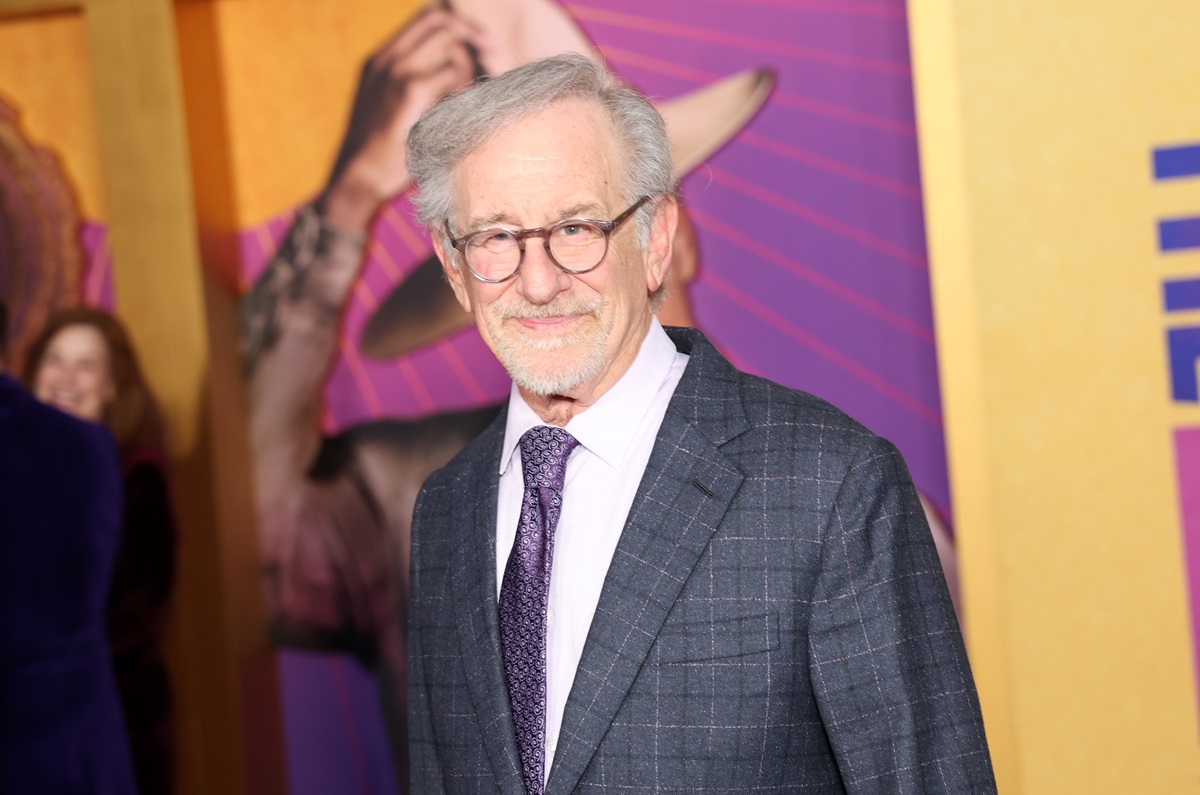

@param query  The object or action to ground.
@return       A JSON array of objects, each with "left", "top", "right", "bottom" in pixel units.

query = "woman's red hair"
[{"left": 22, "top": 306, "right": 165, "bottom": 456}]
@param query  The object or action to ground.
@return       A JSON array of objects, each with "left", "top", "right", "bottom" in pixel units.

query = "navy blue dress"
[{"left": 0, "top": 374, "right": 138, "bottom": 794}]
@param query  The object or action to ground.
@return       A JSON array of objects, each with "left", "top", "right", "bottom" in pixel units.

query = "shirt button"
[
  {"left": 547, "top": 611, "right": 555, "bottom": 628},
  {"left": 547, "top": 733, "right": 558, "bottom": 752}
]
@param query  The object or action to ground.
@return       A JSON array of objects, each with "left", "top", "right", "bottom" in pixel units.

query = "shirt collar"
[{"left": 500, "top": 317, "right": 678, "bottom": 474}]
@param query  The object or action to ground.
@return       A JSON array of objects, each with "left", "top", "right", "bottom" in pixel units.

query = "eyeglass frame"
[{"left": 444, "top": 195, "right": 653, "bottom": 284}]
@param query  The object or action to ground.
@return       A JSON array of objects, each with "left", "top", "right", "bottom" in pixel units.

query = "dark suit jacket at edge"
[
  {"left": 0, "top": 374, "right": 138, "bottom": 794},
  {"left": 408, "top": 327, "right": 995, "bottom": 794}
]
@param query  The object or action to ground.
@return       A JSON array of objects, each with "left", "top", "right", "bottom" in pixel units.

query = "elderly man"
[
  {"left": 406, "top": 54, "right": 995, "bottom": 795},
  {"left": 240, "top": 8, "right": 768, "bottom": 785}
]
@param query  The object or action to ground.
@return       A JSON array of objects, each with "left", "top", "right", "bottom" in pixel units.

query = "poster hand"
[{"left": 319, "top": 9, "right": 485, "bottom": 230}]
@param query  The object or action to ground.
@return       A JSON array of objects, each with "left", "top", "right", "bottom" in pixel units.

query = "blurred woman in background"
[{"left": 23, "top": 306, "right": 177, "bottom": 795}]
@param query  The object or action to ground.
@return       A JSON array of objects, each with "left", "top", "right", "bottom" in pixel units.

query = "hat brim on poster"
[{"left": 359, "top": 66, "right": 775, "bottom": 361}]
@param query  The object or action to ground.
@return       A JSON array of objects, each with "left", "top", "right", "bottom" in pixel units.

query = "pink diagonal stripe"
[
  {"left": 338, "top": 335, "right": 385, "bottom": 418},
  {"left": 349, "top": 261, "right": 439, "bottom": 412},
  {"left": 601, "top": 45, "right": 914, "bottom": 136},
  {"left": 369, "top": 241, "right": 402, "bottom": 283},
  {"left": 381, "top": 204, "right": 430, "bottom": 258},
  {"left": 736, "top": 130, "right": 922, "bottom": 201},
  {"left": 690, "top": 206, "right": 933, "bottom": 342},
  {"left": 346, "top": 277, "right": 415, "bottom": 418},
  {"left": 768, "top": 87, "right": 915, "bottom": 136},
  {"left": 238, "top": 220, "right": 276, "bottom": 288},
  {"left": 707, "top": 166, "right": 928, "bottom": 269},
  {"left": 566, "top": 4, "right": 910, "bottom": 76},
  {"left": 396, "top": 358, "right": 436, "bottom": 413},
  {"left": 340, "top": 247, "right": 385, "bottom": 417},
  {"left": 254, "top": 222, "right": 278, "bottom": 268},
  {"left": 713, "top": 0, "right": 906, "bottom": 17},
  {"left": 354, "top": 281, "right": 378, "bottom": 312},
  {"left": 1174, "top": 427, "right": 1200, "bottom": 728},
  {"left": 436, "top": 339, "right": 489, "bottom": 404},
  {"left": 321, "top": 406, "right": 338, "bottom": 435},
  {"left": 85, "top": 234, "right": 111, "bottom": 306},
  {"left": 702, "top": 270, "right": 941, "bottom": 426}
]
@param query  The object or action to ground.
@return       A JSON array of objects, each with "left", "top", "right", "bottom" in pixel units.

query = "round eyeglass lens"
[
  {"left": 548, "top": 222, "right": 606, "bottom": 272},
  {"left": 466, "top": 231, "right": 521, "bottom": 280}
]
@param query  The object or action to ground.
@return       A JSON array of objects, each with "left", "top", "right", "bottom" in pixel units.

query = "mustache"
[{"left": 495, "top": 295, "right": 604, "bottom": 321}]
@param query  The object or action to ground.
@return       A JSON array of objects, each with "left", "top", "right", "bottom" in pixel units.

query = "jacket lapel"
[
  {"left": 451, "top": 424, "right": 527, "bottom": 795},
  {"left": 546, "top": 329, "right": 750, "bottom": 795}
]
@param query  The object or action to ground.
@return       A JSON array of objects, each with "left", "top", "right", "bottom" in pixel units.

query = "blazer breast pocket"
[{"left": 653, "top": 611, "right": 780, "bottom": 665}]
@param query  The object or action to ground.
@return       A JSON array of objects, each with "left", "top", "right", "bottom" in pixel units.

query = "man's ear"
[
  {"left": 433, "top": 233, "right": 474, "bottom": 313},
  {"left": 644, "top": 195, "right": 680, "bottom": 295}
]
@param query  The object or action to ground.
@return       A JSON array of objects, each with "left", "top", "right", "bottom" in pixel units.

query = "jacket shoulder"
[
  {"left": 1, "top": 377, "right": 118, "bottom": 472},
  {"left": 664, "top": 329, "right": 883, "bottom": 461},
  {"left": 739, "top": 371, "right": 874, "bottom": 441}
]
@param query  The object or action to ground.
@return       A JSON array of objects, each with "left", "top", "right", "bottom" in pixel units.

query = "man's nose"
[{"left": 515, "top": 240, "right": 572, "bottom": 305}]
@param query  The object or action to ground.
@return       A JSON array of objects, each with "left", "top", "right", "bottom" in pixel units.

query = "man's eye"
[
  {"left": 559, "top": 223, "right": 586, "bottom": 237},
  {"left": 475, "top": 230, "right": 516, "bottom": 249}
]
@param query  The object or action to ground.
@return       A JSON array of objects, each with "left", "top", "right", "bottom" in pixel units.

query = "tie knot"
[{"left": 519, "top": 426, "right": 579, "bottom": 491}]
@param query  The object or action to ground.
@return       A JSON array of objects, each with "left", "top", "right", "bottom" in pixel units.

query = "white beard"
[{"left": 485, "top": 294, "right": 612, "bottom": 396}]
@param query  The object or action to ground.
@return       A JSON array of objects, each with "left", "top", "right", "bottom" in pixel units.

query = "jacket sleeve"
[
  {"left": 106, "top": 459, "right": 177, "bottom": 657},
  {"left": 807, "top": 435, "right": 997, "bottom": 793},
  {"left": 407, "top": 484, "right": 448, "bottom": 795}
]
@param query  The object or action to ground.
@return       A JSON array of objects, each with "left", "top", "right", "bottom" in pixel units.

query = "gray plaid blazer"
[{"left": 408, "top": 328, "right": 995, "bottom": 794}]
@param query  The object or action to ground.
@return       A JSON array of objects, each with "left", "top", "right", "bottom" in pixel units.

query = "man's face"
[{"left": 436, "top": 97, "right": 675, "bottom": 401}]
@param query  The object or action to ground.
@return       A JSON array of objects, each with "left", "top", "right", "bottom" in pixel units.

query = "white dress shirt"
[{"left": 495, "top": 318, "right": 689, "bottom": 782}]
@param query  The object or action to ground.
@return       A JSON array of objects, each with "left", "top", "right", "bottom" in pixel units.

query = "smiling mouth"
[
  {"left": 515, "top": 314, "right": 587, "bottom": 331},
  {"left": 48, "top": 391, "right": 82, "bottom": 407},
  {"left": 497, "top": 294, "right": 605, "bottom": 337}
]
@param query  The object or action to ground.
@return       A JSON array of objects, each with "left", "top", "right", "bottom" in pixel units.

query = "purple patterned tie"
[{"left": 499, "top": 426, "right": 579, "bottom": 795}]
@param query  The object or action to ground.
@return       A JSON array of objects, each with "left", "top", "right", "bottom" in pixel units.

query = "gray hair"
[{"left": 406, "top": 53, "right": 676, "bottom": 250}]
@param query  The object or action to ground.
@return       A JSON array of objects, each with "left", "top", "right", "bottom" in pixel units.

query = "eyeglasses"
[{"left": 445, "top": 196, "right": 652, "bottom": 283}]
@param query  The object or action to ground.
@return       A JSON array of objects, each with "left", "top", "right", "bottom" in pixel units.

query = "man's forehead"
[
  {"left": 450, "top": 98, "right": 626, "bottom": 229},
  {"left": 461, "top": 97, "right": 619, "bottom": 164},
  {"left": 463, "top": 200, "right": 611, "bottom": 230},
  {"left": 498, "top": 95, "right": 612, "bottom": 137}
]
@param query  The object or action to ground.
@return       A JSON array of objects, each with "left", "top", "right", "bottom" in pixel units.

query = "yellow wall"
[
  {"left": 0, "top": 0, "right": 423, "bottom": 227},
  {"left": 0, "top": 9, "right": 105, "bottom": 218},
  {"left": 182, "top": 0, "right": 422, "bottom": 226},
  {"left": 0, "top": 1, "right": 286, "bottom": 791},
  {"left": 910, "top": 1, "right": 1200, "bottom": 791}
]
